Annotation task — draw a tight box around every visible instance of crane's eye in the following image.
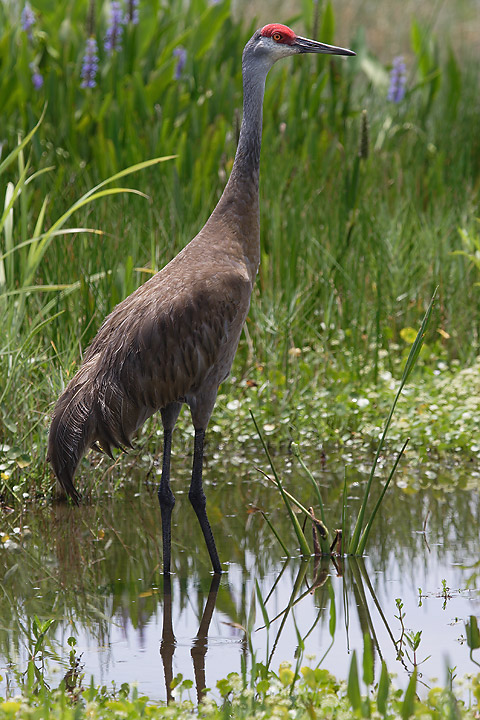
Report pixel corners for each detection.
[272,32,283,42]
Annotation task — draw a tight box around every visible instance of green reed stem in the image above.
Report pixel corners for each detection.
[348,289,437,554]
[251,411,311,558]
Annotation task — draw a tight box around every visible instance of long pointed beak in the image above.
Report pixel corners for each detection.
[294,36,355,56]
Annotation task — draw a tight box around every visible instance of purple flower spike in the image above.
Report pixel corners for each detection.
[21,2,36,40]
[29,62,43,89]
[126,0,139,25]
[173,46,187,80]
[81,36,99,88]
[387,56,407,103]
[104,1,124,54]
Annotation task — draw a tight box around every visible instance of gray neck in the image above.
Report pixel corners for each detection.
[226,57,269,194]
[205,47,271,281]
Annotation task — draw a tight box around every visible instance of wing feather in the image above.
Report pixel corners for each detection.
[48,250,253,500]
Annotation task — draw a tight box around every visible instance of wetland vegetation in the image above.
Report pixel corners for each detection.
[1,0,480,715]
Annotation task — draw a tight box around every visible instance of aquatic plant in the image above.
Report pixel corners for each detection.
[0,114,175,484]
[125,0,139,25]
[255,292,436,558]
[80,36,99,88]
[104,1,124,54]
[173,46,187,80]
[0,0,477,502]
[466,616,480,669]
[20,1,36,40]
[387,55,407,102]
[29,61,43,90]
[0,648,478,719]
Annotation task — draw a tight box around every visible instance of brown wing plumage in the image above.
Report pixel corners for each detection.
[91,268,250,430]
[47,249,252,500]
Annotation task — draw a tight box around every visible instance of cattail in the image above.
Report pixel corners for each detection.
[358,109,369,159]
[387,56,407,103]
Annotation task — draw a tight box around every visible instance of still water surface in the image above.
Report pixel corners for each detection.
[1,450,479,701]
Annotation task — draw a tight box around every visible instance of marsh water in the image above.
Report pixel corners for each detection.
[1,447,479,702]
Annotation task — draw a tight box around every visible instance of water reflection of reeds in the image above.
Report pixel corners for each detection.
[0,450,479,694]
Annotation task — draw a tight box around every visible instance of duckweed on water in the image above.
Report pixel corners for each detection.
[3,351,480,502]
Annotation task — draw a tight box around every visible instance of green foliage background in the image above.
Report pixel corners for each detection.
[1,0,480,497]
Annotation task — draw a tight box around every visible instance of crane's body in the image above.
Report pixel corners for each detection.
[48,24,354,574]
[49,190,258,497]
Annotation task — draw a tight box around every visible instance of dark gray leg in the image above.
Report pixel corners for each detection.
[160,574,175,703]
[158,403,182,575]
[191,573,221,701]
[188,429,222,574]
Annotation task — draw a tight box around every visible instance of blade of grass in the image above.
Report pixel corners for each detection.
[290,442,327,525]
[259,510,290,556]
[251,410,310,558]
[377,660,390,716]
[347,650,361,711]
[0,105,46,177]
[22,187,149,288]
[357,438,409,554]
[401,668,417,720]
[257,465,329,529]
[266,561,309,670]
[258,468,332,555]
[0,311,64,404]
[7,155,175,295]
[255,579,271,631]
[341,467,348,554]
[0,229,104,263]
[348,289,437,554]
[0,161,30,234]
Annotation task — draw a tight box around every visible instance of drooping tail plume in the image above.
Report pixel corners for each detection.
[47,378,97,504]
[48,349,140,503]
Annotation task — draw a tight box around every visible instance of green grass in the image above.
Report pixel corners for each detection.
[1,0,480,501]
[1,649,479,719]
[250,292,437,558]
[2,663,479,719]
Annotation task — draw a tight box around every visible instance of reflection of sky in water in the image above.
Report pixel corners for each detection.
[67,553,479,701]
[0,460,479,703]
[5,546,478,703]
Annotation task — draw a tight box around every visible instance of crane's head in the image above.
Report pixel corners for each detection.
[244,23,355,70]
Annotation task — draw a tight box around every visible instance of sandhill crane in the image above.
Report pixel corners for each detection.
[48,24,355,575]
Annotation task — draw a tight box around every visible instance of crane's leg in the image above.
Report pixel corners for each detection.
[158,402,182,575]
[189,428,222,574]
